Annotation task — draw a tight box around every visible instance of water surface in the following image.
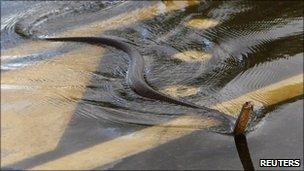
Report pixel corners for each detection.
[1,1,303,170]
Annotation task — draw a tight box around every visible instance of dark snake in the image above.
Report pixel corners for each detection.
[38,36,235,130]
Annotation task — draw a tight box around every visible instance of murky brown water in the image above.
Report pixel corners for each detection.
[1,1,303,170]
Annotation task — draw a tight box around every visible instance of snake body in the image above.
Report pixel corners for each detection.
[42,36,234,123]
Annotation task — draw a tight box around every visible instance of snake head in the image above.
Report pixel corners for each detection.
[233,101,254,135]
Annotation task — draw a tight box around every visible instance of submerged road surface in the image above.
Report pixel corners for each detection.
[1,1,303,170]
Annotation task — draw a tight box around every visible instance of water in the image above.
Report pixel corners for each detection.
[1,1,303,170]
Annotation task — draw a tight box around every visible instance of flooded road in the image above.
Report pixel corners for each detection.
[1,1,303,170]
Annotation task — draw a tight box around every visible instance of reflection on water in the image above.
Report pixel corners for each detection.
[1,0,303,169]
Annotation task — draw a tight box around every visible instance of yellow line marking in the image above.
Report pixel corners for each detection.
[1,41,62,60]
[212,74,304,116]
[186,18,219,30]
[2,1,302,168]
[1,46,106,166]
[57,1,200,38]
[2,2,202,165]
[30,74,303,170]
[172,50,212,61]
[1,1,200,58]
[31,115,219,170]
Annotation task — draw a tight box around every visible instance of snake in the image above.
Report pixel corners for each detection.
[35,36,236,130]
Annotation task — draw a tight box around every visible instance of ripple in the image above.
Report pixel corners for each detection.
[1,1,303,132]
[1,1,124,49]
[214,53,303,103]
